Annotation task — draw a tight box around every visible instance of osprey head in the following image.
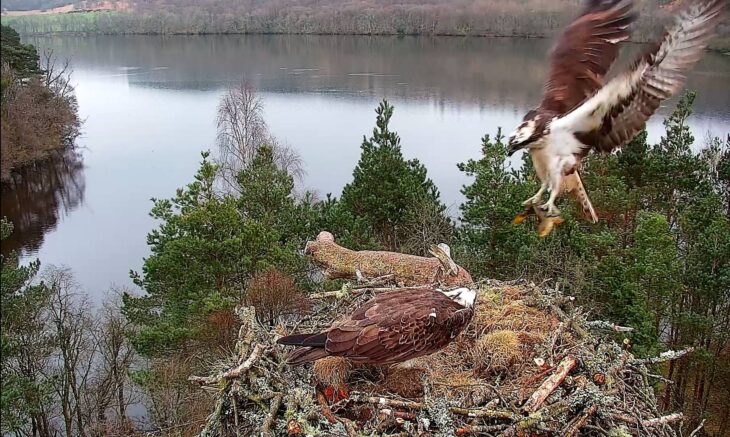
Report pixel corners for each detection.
[508,109,541,156]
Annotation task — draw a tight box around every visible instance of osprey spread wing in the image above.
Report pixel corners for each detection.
[277,287,475,365]
[507,0,725,233]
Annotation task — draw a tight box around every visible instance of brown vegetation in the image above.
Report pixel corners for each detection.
[8,0,730,50]
[244,268,311,327]
[0,51,80,182]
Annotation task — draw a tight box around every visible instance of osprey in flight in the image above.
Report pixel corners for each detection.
[277,287,475,365]
[507,0,725,230]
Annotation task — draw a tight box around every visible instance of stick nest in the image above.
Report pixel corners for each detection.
[192,280,694,437]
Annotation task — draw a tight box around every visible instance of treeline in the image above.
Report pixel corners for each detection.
[1,0,75,12]
[1,223,137,436]
[2,86,729,435]
[6,0,729,49]
[0,25,80,182]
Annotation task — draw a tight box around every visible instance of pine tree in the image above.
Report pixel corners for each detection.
[339,100,449,253]
[123,148,309,356]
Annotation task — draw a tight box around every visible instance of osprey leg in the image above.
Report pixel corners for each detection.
[540,170,562,217]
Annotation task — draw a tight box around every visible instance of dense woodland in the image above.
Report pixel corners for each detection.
[3,0,730,50]
[0,24,79,181]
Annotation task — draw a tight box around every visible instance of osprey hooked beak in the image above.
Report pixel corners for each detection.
[507,135,522,157]
[508,110,539,156]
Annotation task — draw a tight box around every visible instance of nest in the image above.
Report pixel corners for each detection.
[190,280,697,437]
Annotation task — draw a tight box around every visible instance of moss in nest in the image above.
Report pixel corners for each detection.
[313,356,352,387]
[474,330,521,372]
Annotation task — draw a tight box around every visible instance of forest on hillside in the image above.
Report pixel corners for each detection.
[3,0,730,50]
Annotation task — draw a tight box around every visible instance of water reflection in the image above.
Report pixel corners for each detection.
[30,34,730,119]
[1,149,85,256]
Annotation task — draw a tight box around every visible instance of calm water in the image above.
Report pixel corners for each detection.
[2,35,729,301]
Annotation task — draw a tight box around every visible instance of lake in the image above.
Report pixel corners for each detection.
[2,34,729,301]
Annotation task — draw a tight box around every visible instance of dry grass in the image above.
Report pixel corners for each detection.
[313,356,352,387]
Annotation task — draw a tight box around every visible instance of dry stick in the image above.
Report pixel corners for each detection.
[689,419,706,437]
[449,407,520,421]
[223,343,266,378]
[349,393,424,410]
[585,320,635,332]
[611,412,684,428]
[455,424,507,435]
[189,343,266,385]
[260,393,284,437]
[350,393,518,421]
[549,305,589,339]
[562,404,598,437]
[632,347,695,365]
[304,231,474,288]
[523,354,578,412]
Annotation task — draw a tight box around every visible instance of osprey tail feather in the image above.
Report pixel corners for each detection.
[278,331,330,365]
[563,172,598,223]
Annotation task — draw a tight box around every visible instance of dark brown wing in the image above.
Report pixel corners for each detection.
[572,0,725,154]
[325,288,473,365]
[540,0,636,115]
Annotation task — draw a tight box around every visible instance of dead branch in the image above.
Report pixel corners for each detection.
[523,355,578,412]
[585,320,635,332]
[260,392,283,437]
[189,343,266,385]
[612,412,683,428]
[632,347,695,365]
[305,231,473,288]
[449,407,520,421]
[562,404,597,437]
[455,424,506,435]
[349,392,424,410]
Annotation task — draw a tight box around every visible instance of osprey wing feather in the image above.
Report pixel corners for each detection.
[540,0,637,115]
[563,0,726,154]
[278,287,475,365]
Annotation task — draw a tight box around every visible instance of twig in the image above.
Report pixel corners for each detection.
[260,393,283,437]
[562,404,597,437]
[350,392,424,409]
[632,347,695,365]
[523,355,578,412]
[549,305,589,339]
[612,412,684,427]
[223,343,266,378]
[689,419,706,437]
[449,407,519,421]
[585,320,634,332]
[189,343,266,385]
[455,424,506,435]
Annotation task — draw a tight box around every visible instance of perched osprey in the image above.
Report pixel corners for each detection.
[277,287,476,365]
[507,0,725,228]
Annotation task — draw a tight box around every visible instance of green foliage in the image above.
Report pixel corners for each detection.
[456,129,539,278]
[0,218,51,434]
[0,25,39,77]
[123,149,312,356]
[339,100,450,253]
